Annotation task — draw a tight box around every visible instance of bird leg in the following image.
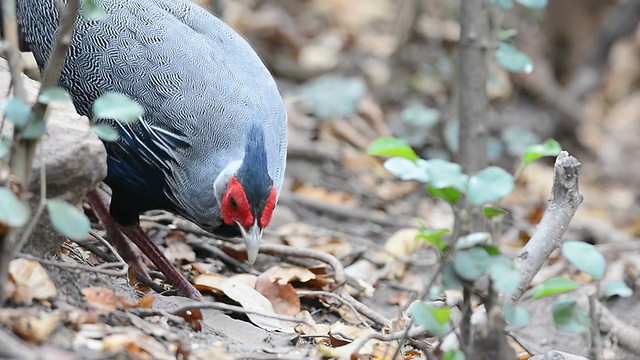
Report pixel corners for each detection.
[120,225,204,301]
[86,190,203,301]
[86,190,150,278]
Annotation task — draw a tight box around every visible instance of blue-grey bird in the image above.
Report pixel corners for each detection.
[10,0,288,300]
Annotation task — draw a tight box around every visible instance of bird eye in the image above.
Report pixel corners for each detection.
[229,197,238,210]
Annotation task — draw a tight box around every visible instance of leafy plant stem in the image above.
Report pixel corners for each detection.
[15,143,47,251]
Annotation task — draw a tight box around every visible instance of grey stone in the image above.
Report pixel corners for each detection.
[0,58,107,257]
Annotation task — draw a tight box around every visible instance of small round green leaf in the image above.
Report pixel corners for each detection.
[92,92,144,123]
[483,206,509,218]
[427,185,462,205]
[552,298,591,334]
[425,159,468,191]
[0,188,30,227]
[516,0,547,9]
[532,276,578,299]
[416,228,449,251]
[503,303,530,328]
[456,232,490,250]
[523,139,562,165]
[604,281,633,299]
[488,256,521,293]
[496,42,534,74]
[91,123,119,142]
[453,247,491,281]
[383,157,430,182]
[2,98,31,127]
[562,241,606,280]
[442,263,463,290]
[368,137,418,161]
[300,75,366,120]
[491,0,514,9]
[402,106,440,128]
[444,121,459,153]
[47,200,90,241]
[38,87,71,104]
[411,301,451,338]
[81,0,107,20]
[467,166,515,205]
[444,350,466,360]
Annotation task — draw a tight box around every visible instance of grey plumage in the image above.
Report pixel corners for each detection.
[14,0,288,234]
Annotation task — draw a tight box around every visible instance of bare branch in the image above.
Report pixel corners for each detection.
[508,151,583,303]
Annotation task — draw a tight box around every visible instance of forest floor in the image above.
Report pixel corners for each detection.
[3,1,640,359]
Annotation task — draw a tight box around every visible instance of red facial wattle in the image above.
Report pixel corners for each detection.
[259,186,277,228]
[221,176,253,228]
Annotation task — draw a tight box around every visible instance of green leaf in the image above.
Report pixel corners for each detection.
[21,115,46,139]
[47,200,90,241]
[368,137,418,161]
[0,188,30,227]
[0,136,11,159]
[91,123,119,142]
[416,228,449,251]
[300,75,366,120]
[498,28,518,40]
[81,0,107,20]
[516,0,547,9]
[443,121,459,153]
[442,263,463,290]
[453,247,491,281]
[496,42,534,74]
[402,106,440,128]
[523,139,562,165]
[482,244,501,256]
[456,232,490,250]
[488,256,521,293]
[503,303,530,328]
[502,126,540,156]
[427,185,462,205]
[428,286,444,301]
[38,87,71,104]
[383,157,430,182]
[562,241,606,280]
[444,350,466,360]
[604,281,633,299]
[483,206,509,218]
[491,0,514,9]
[411,302,451,338]
[425,159,468,191]
[92,92,144,123]
[553,298,591,334]
[467,167,515,205]
[532,276,578,299]
[2,98,31,127]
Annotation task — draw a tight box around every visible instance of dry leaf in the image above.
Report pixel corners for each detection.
[9,258,57,302]
[254,275,301,316]
[263,265,317,285]
[194,273,228,293]
[82,287,119,311]
[12,312,61,343]
[219,278,294,332]
[383,228,422,259]
[228,273,259,288]
[291,184,356,206]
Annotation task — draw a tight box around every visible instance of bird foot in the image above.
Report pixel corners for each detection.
[86,190,203,301]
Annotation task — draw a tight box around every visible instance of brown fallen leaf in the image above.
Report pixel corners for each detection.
[164,231,196,263]
[291,183,356,206]
[10,312,61,344]
[263,265,317,285]
[255,273,301,316]
[82,287,119,311]
[193,273,228,293]
[9,258,57,303]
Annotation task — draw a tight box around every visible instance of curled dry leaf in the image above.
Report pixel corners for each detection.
[255,273,301,316]
[219,278,295,332]
[164,232,196,263]
[102,327,175,360]
[293,310,317,335]
[229,273,259,288]
[11,312,61,344]
[9,258,58,303]
[82,287,141,311]
[194,273,228,293]
[263,265,317,285]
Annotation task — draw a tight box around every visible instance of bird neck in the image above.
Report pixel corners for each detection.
[16,0,63,70]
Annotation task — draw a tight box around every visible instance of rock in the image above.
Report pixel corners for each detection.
[0,58,107,257]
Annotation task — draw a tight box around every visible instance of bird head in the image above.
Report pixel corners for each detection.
[219,174,277,263]
[215,123,278,264]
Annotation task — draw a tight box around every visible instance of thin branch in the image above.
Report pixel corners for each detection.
[297,290,369,327]
[508,152,583,303]
[16,252,127,277]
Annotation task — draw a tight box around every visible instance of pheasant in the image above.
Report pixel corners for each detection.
[11,0,288,300]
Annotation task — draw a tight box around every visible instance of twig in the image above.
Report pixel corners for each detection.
[16,252,127,277]
[350,325,430,356]
[296,290,369,327]
[258,243,391,327]
[151,300,313,326]
[187,238,259,275]
[508,152,583,303]
[15,141,47,250]
[588,290,603,360]
[589,298,640,355]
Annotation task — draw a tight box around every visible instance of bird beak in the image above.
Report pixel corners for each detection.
[238,221,262,264]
